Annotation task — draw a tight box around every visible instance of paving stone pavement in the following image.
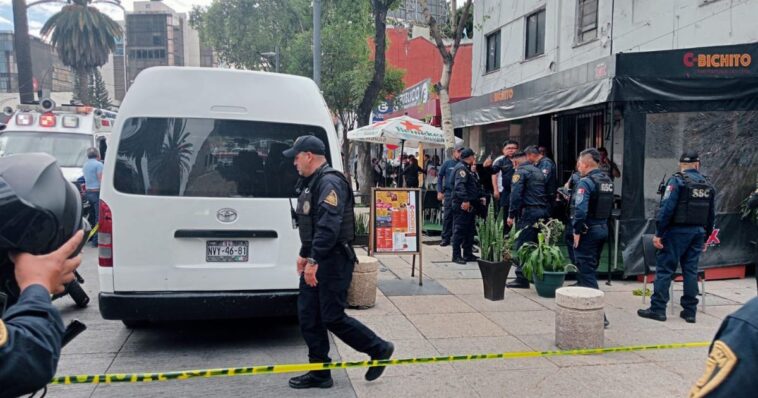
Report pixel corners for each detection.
[50,240,755,397]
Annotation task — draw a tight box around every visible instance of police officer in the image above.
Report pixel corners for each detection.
[525,145,557,208]
[638,151,715,324]
[490,140,519,234]
[506,151,549,288]
[0,153,85,397]
[689,297,758,397]
[451,148,483,264]
[570,149,614,327]
[283,136,394,389]
[560,164,582,265]
[437,143,464,247]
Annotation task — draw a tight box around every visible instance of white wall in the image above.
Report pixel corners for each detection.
[472,0,758,96]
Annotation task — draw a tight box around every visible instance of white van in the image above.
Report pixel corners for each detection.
[97,67,341,327]
[0,101,115,182]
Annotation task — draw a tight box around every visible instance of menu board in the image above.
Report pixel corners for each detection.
[371,188,421,254]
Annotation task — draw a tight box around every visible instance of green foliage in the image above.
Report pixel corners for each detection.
[516,219,577,281]
[740,191,758,224]
[355,212,370,235]
[89,69,112,109]
[476,203,519,262]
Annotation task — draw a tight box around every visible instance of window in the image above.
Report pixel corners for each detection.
[525,9,546,59]
[0,132,91,167]
[113,117,331,197]
[576,0,598,43]
[485,30,501,73]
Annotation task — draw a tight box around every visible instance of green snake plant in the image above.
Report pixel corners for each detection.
[516,219,577,281]
[476,203,519,262]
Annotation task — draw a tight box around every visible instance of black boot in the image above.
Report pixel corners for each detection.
[288,372,334,389]
[506,277,530,289]
[365,341,395,381]
[679,310,696,324]
[637,308,667,322]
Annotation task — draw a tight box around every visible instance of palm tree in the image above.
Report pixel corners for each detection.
[149,119,194,195]
[40,0,122,104]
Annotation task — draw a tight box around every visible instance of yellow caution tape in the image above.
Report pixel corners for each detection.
[86,224,99,242]
[50,341,710,385]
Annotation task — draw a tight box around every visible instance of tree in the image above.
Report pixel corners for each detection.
[89,69,112,109]
[12,0,34,103]
[423,0,473,157]
[40,0,122,105]
[355,0,400,196]
[190,0,310,70]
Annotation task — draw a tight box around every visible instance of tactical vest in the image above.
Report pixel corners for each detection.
[672,172,713,226]
[587,173,614,219]
[295,166,355,246]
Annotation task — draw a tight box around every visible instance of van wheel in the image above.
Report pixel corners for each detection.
[122,320,148,329]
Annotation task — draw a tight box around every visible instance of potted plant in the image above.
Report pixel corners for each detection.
[475,203,518,301]
[516,219,578,298]
[353,212,370,247]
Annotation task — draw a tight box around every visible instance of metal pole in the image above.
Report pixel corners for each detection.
[313,0,321,87]
[275,45,280,73]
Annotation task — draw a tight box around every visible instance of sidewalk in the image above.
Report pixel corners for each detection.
[339,238,755,398]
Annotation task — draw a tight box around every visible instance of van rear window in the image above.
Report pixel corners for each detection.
[113,117,331,197]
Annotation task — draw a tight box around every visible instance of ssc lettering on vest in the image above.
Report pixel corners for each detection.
[600,183,613,192]
[692,188,710,198]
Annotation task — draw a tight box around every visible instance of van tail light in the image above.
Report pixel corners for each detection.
[98,199,113,267]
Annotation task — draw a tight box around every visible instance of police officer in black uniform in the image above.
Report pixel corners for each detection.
[689,296,758,397]
[639,151,715,324]
[570,149,614,327]
[526,145,557,210]
[451,148,483,264]
[560,164,582,264]
[284,136,394,389]
[0,153,85,397]
[490,140,519,234]
[506,151,549,288]
[437,144,464,246]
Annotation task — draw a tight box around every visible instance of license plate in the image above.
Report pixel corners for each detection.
[206,240,249,262]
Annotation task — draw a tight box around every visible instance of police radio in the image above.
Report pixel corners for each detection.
[656,174,667,197]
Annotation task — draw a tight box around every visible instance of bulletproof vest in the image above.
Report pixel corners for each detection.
[587,173,614,219]
[672,172,713,226]
[295,166,355,245]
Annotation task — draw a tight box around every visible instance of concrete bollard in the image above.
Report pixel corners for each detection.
[555,287,605,350]
[347,255,379,309]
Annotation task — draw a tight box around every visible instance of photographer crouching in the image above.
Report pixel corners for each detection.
[0,153,87,398]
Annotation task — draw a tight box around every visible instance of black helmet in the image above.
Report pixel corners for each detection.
[0,153,85,255]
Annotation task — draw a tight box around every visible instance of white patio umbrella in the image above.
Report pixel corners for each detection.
[347,115,461,158]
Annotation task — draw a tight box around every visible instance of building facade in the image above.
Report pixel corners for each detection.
[0,31,74,100]
[453,0,758,276]
[388,0,449,25]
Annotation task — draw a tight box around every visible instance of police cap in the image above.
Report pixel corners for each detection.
[524,145,541,155]
[283,135,326,158]
[679,151,700,163]
[459,148,475,159]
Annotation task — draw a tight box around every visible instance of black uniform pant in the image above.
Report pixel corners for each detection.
[452,207,476,259]
[650,227,704,315]
[574,224,608,290]
[514,207,550,282]
[298,254,384,378]
[498,195,511,236]
[441,194,454,242]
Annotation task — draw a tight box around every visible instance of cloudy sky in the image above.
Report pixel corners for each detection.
[0,0,214,37]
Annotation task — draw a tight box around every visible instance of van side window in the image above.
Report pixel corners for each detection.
[113,117,330,198]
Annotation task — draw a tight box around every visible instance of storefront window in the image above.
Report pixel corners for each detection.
[643,111,758,219]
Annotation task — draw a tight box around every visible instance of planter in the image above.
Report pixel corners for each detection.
[477,259,512,301]
[347,256,379,308]
[353,234,369,247]
[533,271,567,298]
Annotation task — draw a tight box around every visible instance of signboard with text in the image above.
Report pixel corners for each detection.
[370,188,421,255]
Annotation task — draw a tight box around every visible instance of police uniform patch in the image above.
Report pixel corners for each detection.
[512,174,521,184]
[664,185,674,200]
[0,319,7,347]
[303,201,311,215]
[690,340,738,398]
[542,168,549,175]
[459,169,466,178]
[324,190,339,207]
[575,188,585,205]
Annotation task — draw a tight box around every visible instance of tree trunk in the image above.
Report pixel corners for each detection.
[77,68,89,105]
[439,61,455,159]
[12,0,34,103]
[356,0,395,197]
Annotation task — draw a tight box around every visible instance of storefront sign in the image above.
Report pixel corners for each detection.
[490,87,514,103]
[683,52,752,69]
[393,79,432,111]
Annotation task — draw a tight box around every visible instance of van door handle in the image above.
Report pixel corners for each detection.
[174,230,278,239]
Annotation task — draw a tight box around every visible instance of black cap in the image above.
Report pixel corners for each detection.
[460,148,475,159]
[282,135,326,158]
[524,145,540,155]
[680,151,700,163]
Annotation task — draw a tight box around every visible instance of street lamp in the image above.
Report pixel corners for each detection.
[259,45,280,73]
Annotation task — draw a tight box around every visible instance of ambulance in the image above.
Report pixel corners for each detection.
[0,99,116,182]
